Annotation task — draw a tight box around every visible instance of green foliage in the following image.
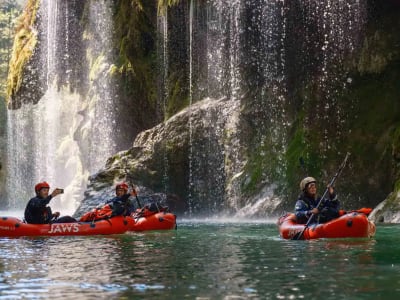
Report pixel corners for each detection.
[0,0,22,102]
[241,134,276,195]
[166,74,189,119]
[5,0,39,104]
[113,0,158,109]
[157,0,181,15]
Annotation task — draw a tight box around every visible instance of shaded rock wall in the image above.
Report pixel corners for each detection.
[7,0,400,219]
[6,0,86,109]
[75,0,400,218]
[74,97,240,216]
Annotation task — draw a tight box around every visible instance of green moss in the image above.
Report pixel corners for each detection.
[112,0,158,113]
[349,64,400,137]
[166,76,189,119]
[157,0,181,15]
[241,135,275,195]
[88,54,106,81]
[285,121,308,193]
[6,0,39,104]
[356,2,400,74]
[344,60,400,172]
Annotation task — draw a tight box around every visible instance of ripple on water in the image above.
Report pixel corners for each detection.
[0,223,399,299]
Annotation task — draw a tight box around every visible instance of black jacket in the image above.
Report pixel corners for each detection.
[24,195,53,224]
[106,194,134,217]
[294,192,340,224]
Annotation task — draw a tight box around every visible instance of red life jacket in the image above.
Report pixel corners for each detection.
[79,204,113,222]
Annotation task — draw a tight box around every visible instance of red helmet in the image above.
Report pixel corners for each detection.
[116,182,129,191]
[35,181,50,193]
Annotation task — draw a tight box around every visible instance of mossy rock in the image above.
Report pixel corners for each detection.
[6,0,40,108]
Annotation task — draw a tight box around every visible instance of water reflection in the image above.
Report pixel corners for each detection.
[0,224,400,299]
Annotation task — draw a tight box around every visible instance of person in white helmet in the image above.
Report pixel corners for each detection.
[294,177,340,224]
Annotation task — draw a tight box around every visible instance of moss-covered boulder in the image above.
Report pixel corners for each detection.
[6,0,41,109]
[74,97,242,216]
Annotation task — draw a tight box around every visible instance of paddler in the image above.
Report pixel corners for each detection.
[294,177,340,224]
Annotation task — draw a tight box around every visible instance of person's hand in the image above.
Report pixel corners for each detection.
[310,208,319,215]
[328,185,335,195]
[53,212,60,219]
[51,189,63,197]
[131,188,137,197]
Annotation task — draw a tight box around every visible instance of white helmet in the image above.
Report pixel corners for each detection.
[300,177,316,191]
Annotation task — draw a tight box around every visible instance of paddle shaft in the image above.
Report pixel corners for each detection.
[122,156,142,208]
[295,152,350,240]
[134,194,142,209]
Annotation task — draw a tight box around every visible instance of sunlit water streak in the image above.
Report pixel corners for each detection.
[5,0,117,214]
[157,8,169,195]
[0,221,399,299]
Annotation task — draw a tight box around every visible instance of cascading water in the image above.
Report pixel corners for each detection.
[159,0,367,216]
[301,0,367,157]
[157,7,170,195]
[184,0,244,214]
[84,0,116,172]
[5,0,117,214]
[188,0,194,215]
[204,0,243,211]
[6,0,83,214]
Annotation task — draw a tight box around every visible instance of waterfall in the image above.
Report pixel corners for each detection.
[188,0,194,215]
[5,0,117,214]
[158,0,367,215]
[302,0,366,156]
[187,0,244,214]
[157,7,170,197]
[84,0,116,173]
[205,0,243,211]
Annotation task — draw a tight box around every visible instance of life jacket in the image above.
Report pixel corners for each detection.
[338,207,372,216]
[131,202,169,218]
[79,204,113,222]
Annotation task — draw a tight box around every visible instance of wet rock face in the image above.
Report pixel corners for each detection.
[369,192,400,224]
[7,0,400,219]
[76,97,242,216]
[7,0,86,110]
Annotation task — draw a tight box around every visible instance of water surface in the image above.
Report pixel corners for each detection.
[0,218,399,299]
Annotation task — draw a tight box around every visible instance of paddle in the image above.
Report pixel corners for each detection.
[122,156,142,209]
[294,152,351,240]
[131,187,142,209]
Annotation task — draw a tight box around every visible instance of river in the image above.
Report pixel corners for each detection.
[0,215,399,299]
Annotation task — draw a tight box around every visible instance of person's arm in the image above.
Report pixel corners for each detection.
[326,186,337,201]
[51,189,63,198]
[295,200,311,219]
[320,190,340,218]
[29,196,52,208]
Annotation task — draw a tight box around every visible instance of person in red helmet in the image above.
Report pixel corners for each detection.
[104,182,137,217]
[24,182,76,224]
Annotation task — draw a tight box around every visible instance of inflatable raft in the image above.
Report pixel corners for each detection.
[79,203,177,231]
[0,215,134,237]
[278,209,376,240]
[130,209,176,231]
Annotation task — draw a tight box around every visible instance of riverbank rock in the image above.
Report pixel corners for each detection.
[75,97,246,216]
[369,192,400,223]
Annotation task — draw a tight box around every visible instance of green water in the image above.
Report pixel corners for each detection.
[0,220,400,299]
